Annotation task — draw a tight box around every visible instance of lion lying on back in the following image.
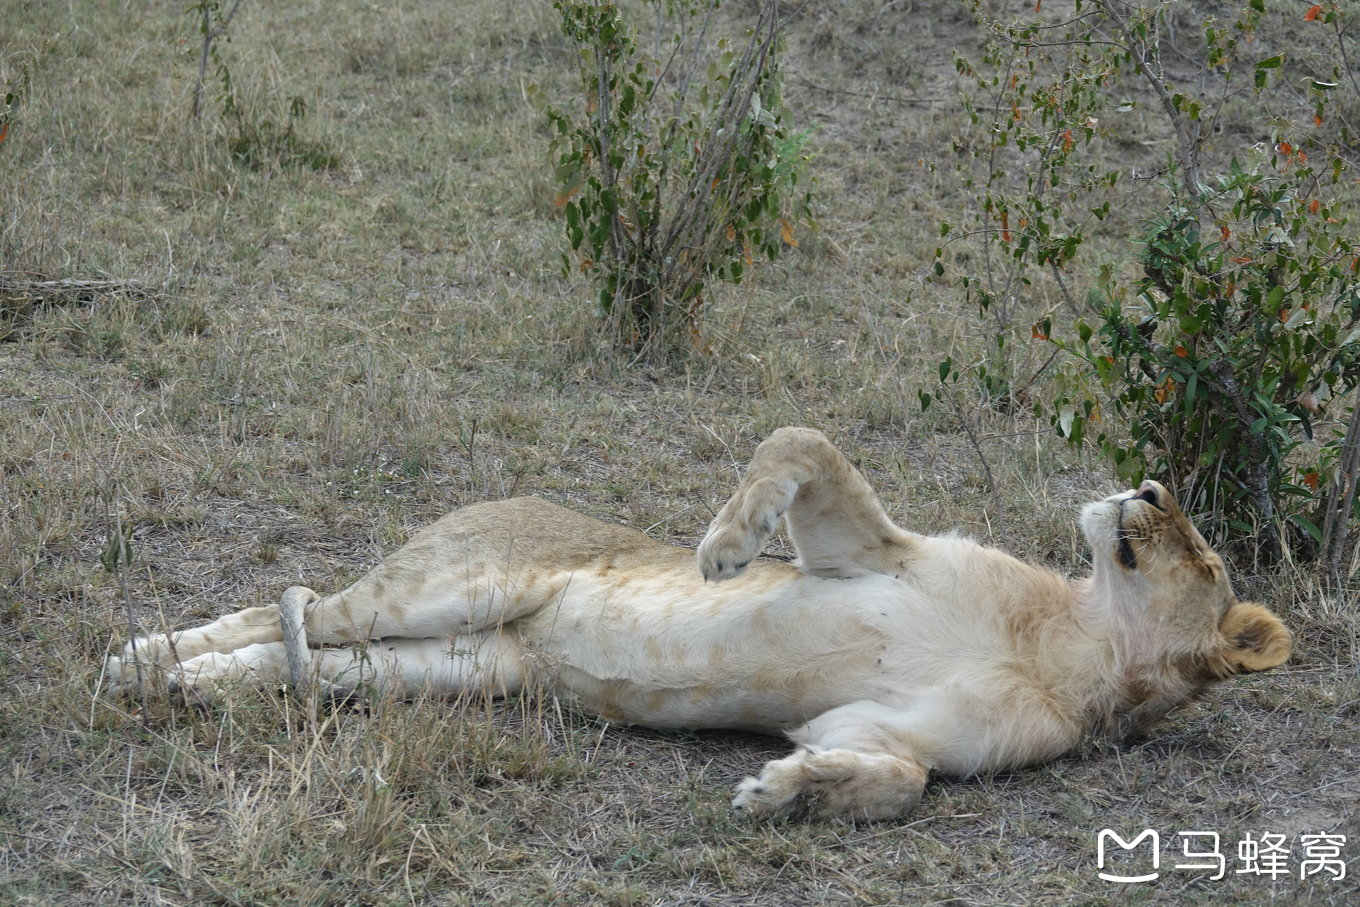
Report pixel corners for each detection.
[108,427,1291,820]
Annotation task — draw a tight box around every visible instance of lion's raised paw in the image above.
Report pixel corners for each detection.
[696,523,761,582]
[697,475,797,581]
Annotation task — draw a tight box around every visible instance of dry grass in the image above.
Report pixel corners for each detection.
[1,0,1357,903]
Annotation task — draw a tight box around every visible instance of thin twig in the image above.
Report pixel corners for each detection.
[0,275,154,302]
[941,384,1007,547]
[1094,0,1201,199]
[1205,359,1281,560]
[104,496,149,729]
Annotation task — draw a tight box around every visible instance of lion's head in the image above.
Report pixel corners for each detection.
[1080,480,1292,734]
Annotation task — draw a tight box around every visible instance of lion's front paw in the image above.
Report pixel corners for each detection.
[732,745,834,818]
[698,478,793,582]
[733,747,928,821]
[732,768,804,818]
[697,521,763,582]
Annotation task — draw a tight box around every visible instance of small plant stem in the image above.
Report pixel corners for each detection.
[1207,359,1280,561]
[108,503,148,726]
[942,384,1006,547]
[1322,392,1360,586]
[1094,0,1201,199]
[191,0,245,119]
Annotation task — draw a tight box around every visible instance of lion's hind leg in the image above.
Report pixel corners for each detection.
[106,588,323,694]
[156,631,526,704]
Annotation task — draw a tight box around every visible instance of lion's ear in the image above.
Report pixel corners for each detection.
[1218,602,1292,674]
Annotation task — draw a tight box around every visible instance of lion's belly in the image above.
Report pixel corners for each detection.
[511,564,989,734]
[540,667,847,733]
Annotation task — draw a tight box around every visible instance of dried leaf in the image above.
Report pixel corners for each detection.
[1154,378,1176,405]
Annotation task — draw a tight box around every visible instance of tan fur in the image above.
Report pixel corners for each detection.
[106,427,1291,820]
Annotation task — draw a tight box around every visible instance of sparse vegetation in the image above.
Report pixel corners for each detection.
[1,0,1356,903]
[188,0,340,172]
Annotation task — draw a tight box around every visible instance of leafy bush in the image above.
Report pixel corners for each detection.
[936,0,1360,567]
[1056,161,1360,561]
[545,0,813,362]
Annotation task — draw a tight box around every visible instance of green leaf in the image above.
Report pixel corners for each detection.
[1058,404,1075,438]
[1292,514,1323,544]
[100,524,133,573]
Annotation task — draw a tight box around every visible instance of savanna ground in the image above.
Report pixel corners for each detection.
[1,0,1358,903]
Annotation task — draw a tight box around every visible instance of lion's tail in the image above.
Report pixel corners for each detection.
[279,586,318,692]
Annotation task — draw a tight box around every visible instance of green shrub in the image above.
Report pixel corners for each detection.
[1056,161,1360,561]
[545,0,813,362]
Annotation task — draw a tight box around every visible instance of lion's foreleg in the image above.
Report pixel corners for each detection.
[731,698,938,820]
[698,474,801,581]
[699,427,913,581]
[732,746,929,821]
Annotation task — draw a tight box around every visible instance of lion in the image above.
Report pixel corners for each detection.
[106,427,1292,820]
